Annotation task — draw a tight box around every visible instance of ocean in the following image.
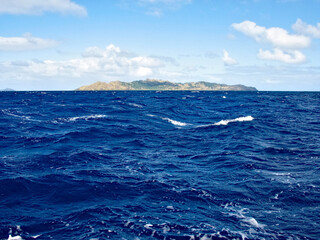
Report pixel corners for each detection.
[0,91,319,240]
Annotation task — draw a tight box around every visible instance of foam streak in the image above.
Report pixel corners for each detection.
[214,116,254,126]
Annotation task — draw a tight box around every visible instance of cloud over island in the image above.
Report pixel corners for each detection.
[0,44,169,80]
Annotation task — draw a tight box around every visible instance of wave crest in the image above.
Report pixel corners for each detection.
[214,116,254,126]
[162,117,188,127]
[55,114,107,123]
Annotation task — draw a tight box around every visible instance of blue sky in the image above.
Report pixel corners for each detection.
[0,0,319,90]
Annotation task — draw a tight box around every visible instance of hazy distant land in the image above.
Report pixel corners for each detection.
[0,88,15,91]
[77,79,257,91]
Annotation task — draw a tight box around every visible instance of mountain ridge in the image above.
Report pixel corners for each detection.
[76,79,257,91]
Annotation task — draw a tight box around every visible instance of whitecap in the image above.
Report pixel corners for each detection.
[224,204,265,229]
[2,110,32,121]
[8,235,23,240]
[243,217,264,229]
[196,116,254,128]
[238,231,248,240]
[144,223,153,229]
[272,191,283,200]
[147,114,189,127]
[69,114,106,121]
[214,116,254,126]
[199,235,211,240]
[56,114,107,123]
[127,103,143,108]
[166,205,174,210]
[124,220,131,227]
[162,225,170,233]
[162,117,188,126]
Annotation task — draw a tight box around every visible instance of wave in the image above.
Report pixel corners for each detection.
[197,116,254,128]
[68,114,107,121]
[2,91,318,240]
[223,203,265,229]
[146,114,188,127]
[149,115,253,127]
[127,102,143,108]
[8,235,23,240]
[161,117,188,127]
[214,116,254,126]
[1,109,40,122]
[2,110,29,120]
[55,114,107,123]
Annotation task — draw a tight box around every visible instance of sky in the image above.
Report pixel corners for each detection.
[0,0,320,91]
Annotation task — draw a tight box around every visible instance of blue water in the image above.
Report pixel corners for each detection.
[1,91,320,240]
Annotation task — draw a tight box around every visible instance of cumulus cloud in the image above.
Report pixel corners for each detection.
[258,48,306,64]
[0,0,87,16]
[232,20,310,49]
[4,44,165,78]
[232,20,313,64]
[292,18,320,38]
[0,33,59,51]
[82,47,105,58]
[222,50,238,66]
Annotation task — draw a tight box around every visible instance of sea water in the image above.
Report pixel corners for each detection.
[0,91,319,239]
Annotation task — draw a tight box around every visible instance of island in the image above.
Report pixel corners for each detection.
[76,79,257,91]
[0,88,15,91]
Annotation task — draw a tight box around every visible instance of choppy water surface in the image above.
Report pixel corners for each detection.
[0,91,319,240]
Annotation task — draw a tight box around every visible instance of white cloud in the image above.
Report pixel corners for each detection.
[232,20,310,49]
[265,79,280,84]
[0,0,87,16]
[131,56,162,67]
[222,50,238,66]
[5,44,164,78]
[82,47,105,58]
[0,33,59,51]
[232,20,313,64]
[292,18,320,38]
[137,0,191,16]
[257,48,306,64]
[134,67,153,77]
[232,21,265,41]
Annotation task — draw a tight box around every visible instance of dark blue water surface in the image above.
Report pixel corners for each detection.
[0,91,320,240]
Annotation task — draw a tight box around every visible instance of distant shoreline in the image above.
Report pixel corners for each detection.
[2,90,320,92]
[76,79,258,91]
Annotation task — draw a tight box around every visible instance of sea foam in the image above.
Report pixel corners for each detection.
[69,114,107,121]
[196,116,254,128]
[214,116,254,126]
[127,102,143,108]
[162,117,188,126]
[8,235,23,240]
[54,114,107,123]
[147,114,188,127]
